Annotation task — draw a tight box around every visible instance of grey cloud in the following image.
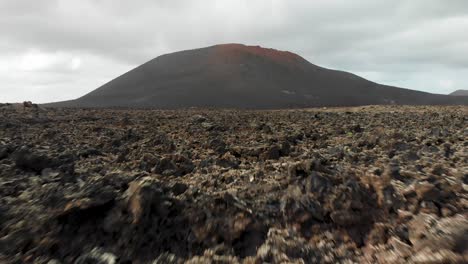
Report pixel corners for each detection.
[1,0,467,102]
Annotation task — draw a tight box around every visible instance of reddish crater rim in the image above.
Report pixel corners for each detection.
[212,43,306,66]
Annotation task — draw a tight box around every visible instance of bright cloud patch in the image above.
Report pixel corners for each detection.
[70,57,82,71]
[14,50,82,72]
[18,50,56,71]
[439,79,454,89]
[0,51,132,103]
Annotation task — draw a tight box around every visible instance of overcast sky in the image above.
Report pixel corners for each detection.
[1,0,467,103]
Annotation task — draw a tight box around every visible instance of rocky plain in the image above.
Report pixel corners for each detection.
[0,105,467,263]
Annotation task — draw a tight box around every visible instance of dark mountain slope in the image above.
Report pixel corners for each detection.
[450,90,468,96]
[46,44,468,108]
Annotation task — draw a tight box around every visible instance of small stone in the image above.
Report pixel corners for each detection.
[280,191,324,223]
[216,152,239,168]
[366,223,389,245]
[462,174,468,185]
[0,144,12,160]
[260,145,281,160]
[419,201,439,215]
[191,114,207,123]
[397,209,413,221]
[152,252,182,264]
[431,164,447,176]
[41,168,60,178]
[152,157,176,175]
[351,124,363,133]
[279,141,291,156]
[201,122,215,130]
[404,151,420,161]
[307,172,331,194]
[171,154,195,176]
[392,141,410,151]
[287,160,313,178]
[141,153,159,167]
[78,148,101,158]
[388,236,412,258]
[74,247,117,264]
[386,163,403,181]
[377,185,404,213]
[414,181,439,201]
[208,138,227,154]
[330,210,361,226]
[171,182,188,196]
[441,205,456,217]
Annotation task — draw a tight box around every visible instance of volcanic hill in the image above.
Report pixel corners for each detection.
[47,44,468,108]
[450,89,468,96]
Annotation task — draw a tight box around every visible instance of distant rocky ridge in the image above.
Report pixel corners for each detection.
[46,44,468,108]
[450,89,468,96]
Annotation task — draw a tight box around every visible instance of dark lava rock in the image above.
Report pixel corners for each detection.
[153,155,195,176]
[306,172,332,194]
[12,146,56,173]
[385,163,404,181]
[414,181,440,202]
[57,188,116,226]
[0,144,13,160]
[171,154,195,176]
[279,141,291,156]
[78,148,102,158]
[216,152,240,168]
[280,190,325,223]
[365,223,390,245]
[431,164,448,176]
[120,178,194,259]
[126,179,167,224]
[191,115,207,123]
[330,210,363,226]
[260,145,281,160]
[287,160,313,178]
[378,185,404,213]
[403,151,419,161]
[327,178,377,228]
[392,141,410,152]
[171,182,188,196]
[351,124,363,133]
[207,138,227,154]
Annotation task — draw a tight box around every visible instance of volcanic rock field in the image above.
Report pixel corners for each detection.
[0,105,467,263]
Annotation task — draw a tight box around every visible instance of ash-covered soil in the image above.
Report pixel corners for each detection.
[0,106,467,263]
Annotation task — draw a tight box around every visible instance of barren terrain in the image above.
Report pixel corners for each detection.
[0,105,467,263]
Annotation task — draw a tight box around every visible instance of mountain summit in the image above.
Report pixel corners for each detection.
[47,44,467,108]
